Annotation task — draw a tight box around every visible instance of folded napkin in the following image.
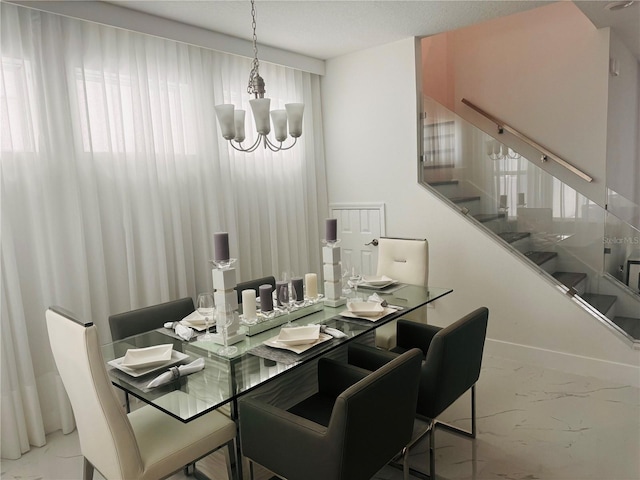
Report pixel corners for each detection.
[146,358,204,388]
[163,321,195,341]
[321,326,347,338]
[367,293,388,306]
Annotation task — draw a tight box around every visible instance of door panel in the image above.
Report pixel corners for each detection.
[330,204,385,276]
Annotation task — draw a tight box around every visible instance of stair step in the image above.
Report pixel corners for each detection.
[581,293,617,317]
[524,251,558,266]
[474,213,506,223]
[450,196,480,204]
[423,163,455,170]
[428,180,459,186]
[498,232,531,244]
[612,317,640,340]
[553,271,587,294]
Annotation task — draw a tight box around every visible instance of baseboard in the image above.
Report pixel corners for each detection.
[485,338,640,388]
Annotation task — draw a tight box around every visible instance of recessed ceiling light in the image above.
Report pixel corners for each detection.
[605,1,636,11]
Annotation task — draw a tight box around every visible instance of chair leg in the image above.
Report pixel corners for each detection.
[401,445,410,480]
[83,457,94,480]
[429,423,436,479]
[224,439,238,480]
[434,384,477,439]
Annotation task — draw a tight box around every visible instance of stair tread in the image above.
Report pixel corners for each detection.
[581,293,617,315]
[474,213,506,223]
[552,271,587,288]
[498,232,531,244]
[612,317,640,340]
[424,163,455,169]
[428,180,459,186]
[450,196,481,203]
[524,251,558,266]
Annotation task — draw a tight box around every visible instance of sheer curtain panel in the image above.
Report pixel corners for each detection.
[0,3,327,458]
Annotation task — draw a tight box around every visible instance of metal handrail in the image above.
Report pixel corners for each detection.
[461,98,593,183]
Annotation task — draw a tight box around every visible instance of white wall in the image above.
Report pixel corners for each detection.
[449,2,610,206]
[321,37,640,386]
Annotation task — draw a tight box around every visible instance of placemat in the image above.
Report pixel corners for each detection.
[108,360,192,393]
[248,338,339,365]
[156,326,215,342]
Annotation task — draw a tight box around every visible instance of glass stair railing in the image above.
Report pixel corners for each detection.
[421,96,640,346]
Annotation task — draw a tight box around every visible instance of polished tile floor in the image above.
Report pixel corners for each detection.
[2,355,639,480]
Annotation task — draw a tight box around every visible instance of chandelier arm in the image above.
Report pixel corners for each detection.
[229,135,262,153]
[264,136,299,151]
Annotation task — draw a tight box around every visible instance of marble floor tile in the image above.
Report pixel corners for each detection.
[2,355,639,480]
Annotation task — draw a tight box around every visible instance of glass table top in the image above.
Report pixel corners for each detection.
[101,285,452,422]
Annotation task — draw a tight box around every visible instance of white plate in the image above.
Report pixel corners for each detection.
[108,350,189,377]
[341,306,397,322]
[264,332,332,354]
[121,344,173,369]
[360,276,398,289]
[277,325,321,345]
[347,301,384,316]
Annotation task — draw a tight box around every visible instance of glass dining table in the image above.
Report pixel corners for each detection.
[101,285,453,424]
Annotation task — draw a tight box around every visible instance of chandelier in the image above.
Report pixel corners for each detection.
[214,0,304,152]
[486,139,521,160]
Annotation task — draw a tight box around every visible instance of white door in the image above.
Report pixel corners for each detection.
[330,203,386,276]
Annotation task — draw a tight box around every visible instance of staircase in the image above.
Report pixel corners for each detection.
[421,100,640,346]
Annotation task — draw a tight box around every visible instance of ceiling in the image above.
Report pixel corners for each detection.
[104,1,639,60]
[104,0,562,60]
[574,1,640,58]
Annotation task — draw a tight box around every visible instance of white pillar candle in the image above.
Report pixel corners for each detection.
[305,273,318,299]
[241,289,257,319]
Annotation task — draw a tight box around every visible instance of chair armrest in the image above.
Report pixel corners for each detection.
[347,343,398,371]
[396,319,441,356]
[317,357,371,398]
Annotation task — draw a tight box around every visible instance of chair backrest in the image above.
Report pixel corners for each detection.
[376,237,429,286]
[46,307,143,479]
[326,348,423,480]
[236,276,276,304]
[418,307,489,419]
[109,297,194,340]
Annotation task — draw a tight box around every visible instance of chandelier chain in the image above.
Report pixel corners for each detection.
[247,0,260,95]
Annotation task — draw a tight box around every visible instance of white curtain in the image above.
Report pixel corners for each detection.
[0,3,327,459]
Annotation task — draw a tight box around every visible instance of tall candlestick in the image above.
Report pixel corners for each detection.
[305,273,318,299]
[259,284,273,312]
[214,232,230,262]
[325,218,337,242]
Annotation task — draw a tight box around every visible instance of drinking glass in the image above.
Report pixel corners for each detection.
[196,292,215,341]
[278,283,293,327]
[216,304,238,357]
[341,265,352,297]
[349,267,363,301]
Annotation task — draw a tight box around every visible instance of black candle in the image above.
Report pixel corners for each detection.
[291,277,304,302]
[275,281,288,306]
[326,218,337,242]
[259,284,273,312]
[214,232,230,262]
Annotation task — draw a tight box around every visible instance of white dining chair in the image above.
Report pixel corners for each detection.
[375,237,429,349]
[46,306,237,480]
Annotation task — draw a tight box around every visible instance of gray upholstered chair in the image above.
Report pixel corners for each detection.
[374,237,429,349]
[108,297,195,412]
[46,306,237,480]
[239,348,424,480]
[348,307,489,479]
[235,275,276,304]
[108,297,195,341]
